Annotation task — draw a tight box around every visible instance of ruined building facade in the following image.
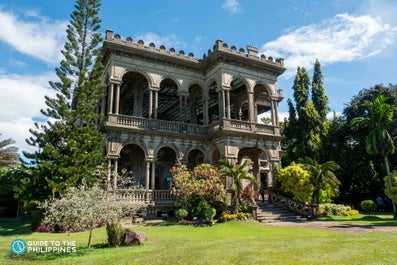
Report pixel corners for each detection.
[98,30,285,213]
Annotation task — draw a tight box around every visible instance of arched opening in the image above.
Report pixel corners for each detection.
[208,81,219,123]
[118,144,146,188]
[230,78,248,121]
[156,146,177,189]
[188,84,204,125]
[254,84,272,124]
[158,78,179,121]
[212,148,220,164]
[119,72,149,118]
[187,149,204,169]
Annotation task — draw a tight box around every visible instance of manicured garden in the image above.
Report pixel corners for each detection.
[1,218,397,265]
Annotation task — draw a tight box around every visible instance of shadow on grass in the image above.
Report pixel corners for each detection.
[0,219,32,236]
[317,214,397,226]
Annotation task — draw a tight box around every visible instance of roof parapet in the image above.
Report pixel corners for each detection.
[105,29,284,67]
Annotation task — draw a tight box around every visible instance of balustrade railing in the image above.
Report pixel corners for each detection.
[105,114,279,137]
[268,190,316,218]
[113,189,177,204]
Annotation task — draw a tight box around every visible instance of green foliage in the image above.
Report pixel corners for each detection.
[277,162,313,203]
[283,61,330,164]
[175,208,188,221]
[238,200,254,214]
[39,184,146,248]
[361,200,378,215]
[106,220,125,247]
[342,209,359,216]
[318,203,352,216]
[24,0,106,198]
[384,171,397,203]
[300,157,340,204]
[218,159,258,213]
[202,207,216,222]
[170,163,227,220]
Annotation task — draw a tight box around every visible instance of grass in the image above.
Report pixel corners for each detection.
[1,218,397,265]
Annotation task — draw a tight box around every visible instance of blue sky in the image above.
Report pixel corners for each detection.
[1,0,397,154]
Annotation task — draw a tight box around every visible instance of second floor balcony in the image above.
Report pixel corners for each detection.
[103,114,281,138]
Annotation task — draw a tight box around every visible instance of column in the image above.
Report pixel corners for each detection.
[184,94,188,122]
[179,94,183,122]
[248,91,255,122]
[225,89,231,119]
[114,82,120,115]
[113,159,118,190]
[145,160,150,201]
[219,90,225,119]
[108,83,114,114]
[107,159,112,191]
[148,88,153,119]
[154,89,159,119]
[151,160,156,191]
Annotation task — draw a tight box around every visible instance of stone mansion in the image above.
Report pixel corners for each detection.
[98,29,285,213]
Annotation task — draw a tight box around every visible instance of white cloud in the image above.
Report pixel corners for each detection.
[0,72,57,155]
[222,0,242,15]
[134,32,186,50]
[261,13,396,78]
[0,8,67,63]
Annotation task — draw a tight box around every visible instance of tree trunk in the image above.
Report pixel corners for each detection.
[88,228,93,248]
[384,156,397,219]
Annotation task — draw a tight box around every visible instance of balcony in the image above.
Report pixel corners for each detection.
[104,114,280,138]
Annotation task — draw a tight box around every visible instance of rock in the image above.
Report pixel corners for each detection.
[123,229,148,246]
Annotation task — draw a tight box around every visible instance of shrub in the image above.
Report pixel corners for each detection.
[203,207,216,222]
[361,200,377,215]
[342,209,359,216]
[220,211,251,222]
[318,203,351,216]
[106,220,125,247]
[238,200,253,214]
[176,208,188,221]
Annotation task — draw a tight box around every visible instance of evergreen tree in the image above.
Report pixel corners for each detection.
[311,59,329,121]
[24,0,106,198]
[293,66,310,114]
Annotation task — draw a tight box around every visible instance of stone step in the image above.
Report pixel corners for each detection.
[255,201,307,223]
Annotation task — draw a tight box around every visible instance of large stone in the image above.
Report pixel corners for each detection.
[123,229,148,246]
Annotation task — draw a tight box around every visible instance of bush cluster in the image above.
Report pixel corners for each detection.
[360,200,377,215]
[318,203,354,216]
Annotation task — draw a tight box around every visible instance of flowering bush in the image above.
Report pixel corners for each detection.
[220,211,252,222]
[170,163,227,221]
[318,203,352,216]
[342,209,359,216]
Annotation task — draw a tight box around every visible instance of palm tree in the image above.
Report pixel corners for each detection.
[218,159,258,213]
[351,95,397,218]
[0,134,19,168]
[300,157,340,205]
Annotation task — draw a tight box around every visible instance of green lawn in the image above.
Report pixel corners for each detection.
[1,219,397,265]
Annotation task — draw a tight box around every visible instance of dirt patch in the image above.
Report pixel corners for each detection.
[265,220,397,233]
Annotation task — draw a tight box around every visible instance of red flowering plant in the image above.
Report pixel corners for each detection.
[170,163,227,221]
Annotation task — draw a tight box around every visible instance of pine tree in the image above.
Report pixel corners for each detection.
[24,0,106,198]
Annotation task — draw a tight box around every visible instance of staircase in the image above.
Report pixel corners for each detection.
[256,201,307,223]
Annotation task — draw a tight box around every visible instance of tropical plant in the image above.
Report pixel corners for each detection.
[218,159,258,213]
[300,157,340,205]
[0,134,18,168]
[351,95,397,218]
[24,0,106,198]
